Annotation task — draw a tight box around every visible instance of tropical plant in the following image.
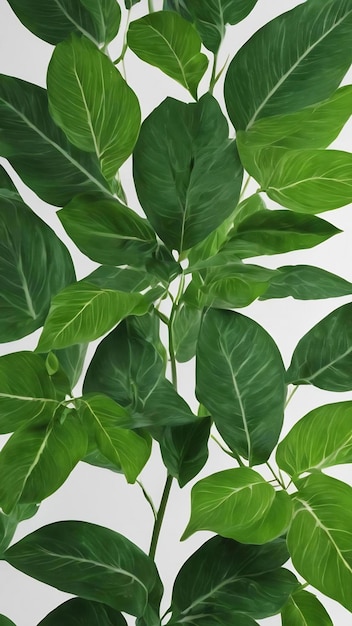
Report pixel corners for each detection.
[0,0,352,625]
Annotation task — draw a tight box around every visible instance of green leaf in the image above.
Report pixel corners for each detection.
[277,401,352,477]
[224,211,340,258]
[145,245,181,285]
[0,410,87,513]
[0,617,16,626]
[281,589,333,626]
[171,535,297,622]
[260,265,352,301]
[0,76,110,205]
[196,309,285,464]
[173,303,202,362]
[133,94,243,252]
[287,473,352,612]
[160,417,211,487]
[127,11,208,98]
[37,281,149,352]
[0,352,61,434]
[0,504,38,554]
[6,0,121,45]
[0,165,19,196]
[47,35,141,182]
[38,598,127,626]
[286,302,352,391]
[125,0,142,7]
[258,149,352,213]
[4,521,162,618]
[58,192,157,267]
[84,266,152,292]
[198,262,274,309]
[231,194,268,230]
[224,0,352,130]
[79,394,151,482]
[52,343,88,389]
[0,193,75,342]
[142,378,197,429]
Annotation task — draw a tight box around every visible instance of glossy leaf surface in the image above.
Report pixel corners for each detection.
[133,94,243,252]
[281,589,333,626]
[261,265,352,301]
[48,35,141,182]
[196,309,285,464]
[38,598,127,625]
[173,303,202,363]
[199,263,273,309]
[160,418,211,487]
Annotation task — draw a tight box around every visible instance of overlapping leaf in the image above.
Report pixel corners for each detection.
[173,303,202,362]
[281,589,333,626]
[198,262,274,309]
[160,417,211,487]
[37,598,127,626]
[261,265,352,301]
[0,504,38,554]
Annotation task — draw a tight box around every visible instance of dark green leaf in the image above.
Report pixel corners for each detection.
[162,0,192,22]
[224,0,352,130]
[125,0,142,7]
[173,303,202,362]
[0,617,16,626]
[0,165,19,196]
[133,94,243,252]
[277,401,352,477]
[142,378,196,429]
[196,309,285,464]
[198,263,275,309]
[281,589,333,626]
[6,0,120,45]
[286,302,352,391]
[84,266,152,292]
[48,35,141,182]
[0,504,38,554]
[0,76,110,205]
[52,343,88,389]
[146,245,181,284]
[127,11,208,98]
[260,265,352,300]
[171,535,297,622]
[5,521,162,617]
[58,192,156,266]
[0,193,75,342]
[231,194,268,230]
[37,281,149,352]
[160,417,211,487]
[288,473,352,612]
[38,598,127,626]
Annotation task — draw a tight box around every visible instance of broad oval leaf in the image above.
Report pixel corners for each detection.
[37,281,149,352]
[288,473,352,612]
[6,0,121,45]
[281,589,333,626]
[196,309,286,464]
[58,192,157,267]
[4,521,162,618]
[48,35,141,182]
[277,401,352,477]
[133,94,243,252]
[127,11,208,98]
[37,598,127,626]
[224,0,352,130]
[261,265,352,301]
[233,490,293,545]
[286,302,352,391]
[0,75,110,205]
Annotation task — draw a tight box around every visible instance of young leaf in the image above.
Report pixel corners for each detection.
[288,473,352,612]
[0,194,75,342]
[58,192,157,267]
[277,401,352,477]
[0,410,88,513]
[127,11,208,98]
[260,265,352,301]
[173,303,203,362]
[286,302,352,391]
[37,598,127,626]
[196,309,286,464]
[4,521,162,618]
[224,0,352,130]
[171,535,297,622]
[160,418,211,487]
[47,35,141,182]
[281,589,333,626]
[133,94,243,252]
[0,76,110,205]
[6,0,121,45]
[37,282,149,352]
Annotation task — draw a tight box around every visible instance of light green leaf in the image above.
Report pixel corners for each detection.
[127,11,208,98]
[277,401,352,477]
[37,281,149,352]
[199,263,274,309]
[6,0,121,45]
[282,590,333,626]
[288,473,352,612]
[286,302,352,391]
[196,309,285,464]
[58,192,157,267]
[0,504,38,554]
[4,521,162,617]
[173,303,203,362]
[0,410,87,513]
[0,75,110,205]
[160,417,211,487]
[261,265,352,301]
[37,598,127,626]
[48,35,141,182]
[231,194,268,230]
[133,94,243,252]
[224,0,352,130]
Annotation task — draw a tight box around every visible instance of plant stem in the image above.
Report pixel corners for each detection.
[209,53,218,94]
[266,461,286,489]
[211,434,245,466]
[168,273,185,390]
[137,480,157,520]
[148,0,155,12]
[112,9,131,65]
[149,474,173,560]
[285,385,298,408]
[239,174,252,201]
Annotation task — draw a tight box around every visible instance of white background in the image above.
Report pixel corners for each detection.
[0,0,351,624]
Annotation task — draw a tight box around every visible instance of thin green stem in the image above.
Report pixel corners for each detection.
[112,9,131,65]
[266,461,286,489]
[155,309,169,325]
[148,0,155,12]
[149,474,173,560]
[211,435,245,467]
[285,385,298,408]
[137,480,157,520]
[239,174,252,201]
[168,273,185,390]
[209,52,218,94]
